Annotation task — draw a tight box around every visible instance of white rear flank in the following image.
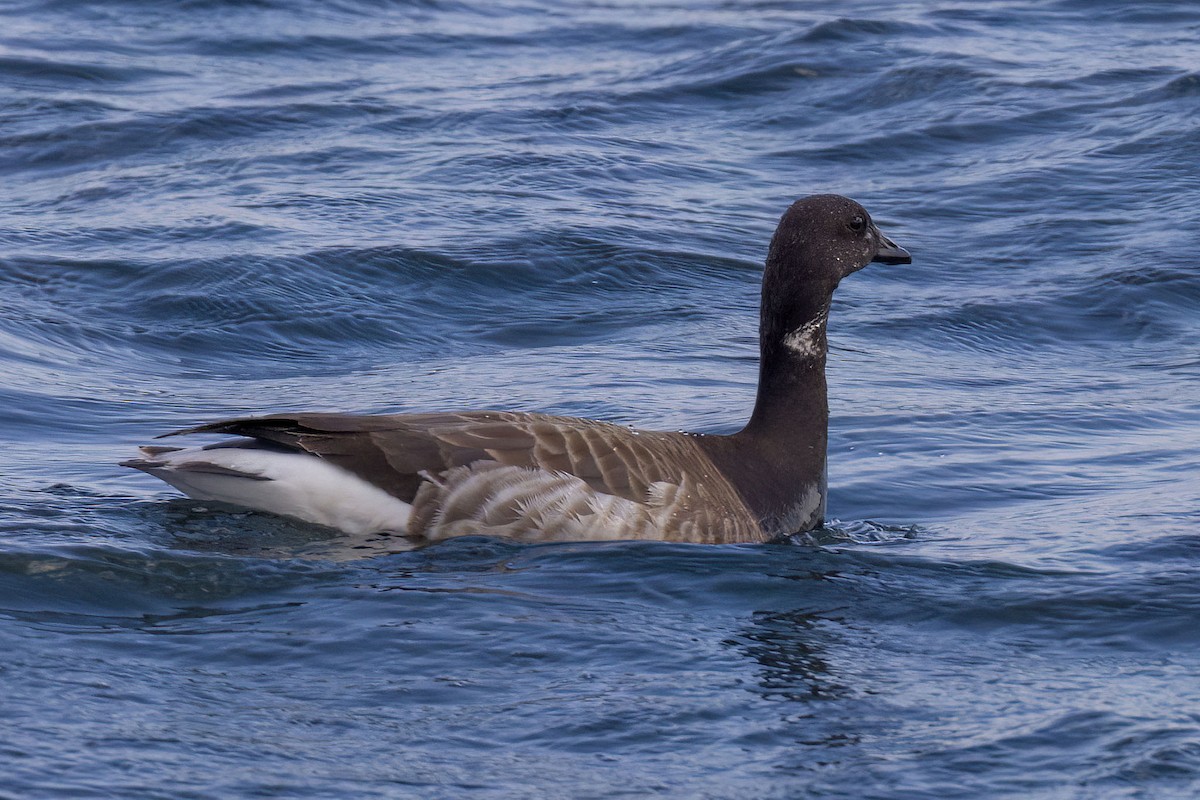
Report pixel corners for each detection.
[128,445,412,535]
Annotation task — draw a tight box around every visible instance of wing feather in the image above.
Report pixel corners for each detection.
[161,410,763,542]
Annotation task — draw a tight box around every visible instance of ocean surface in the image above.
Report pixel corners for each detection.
[2,0,1199,797]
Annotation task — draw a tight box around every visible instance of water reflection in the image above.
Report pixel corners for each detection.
[727,609,845,703]
[158,499,420,560]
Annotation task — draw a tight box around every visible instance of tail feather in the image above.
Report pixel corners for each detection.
[122,441,412,534]
[138,445,185,457]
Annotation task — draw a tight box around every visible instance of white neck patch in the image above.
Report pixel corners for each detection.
[782,310,828,357]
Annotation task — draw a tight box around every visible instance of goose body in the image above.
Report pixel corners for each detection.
[124,195,910,544]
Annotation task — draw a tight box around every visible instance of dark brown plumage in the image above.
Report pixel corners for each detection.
[124,195,910,543]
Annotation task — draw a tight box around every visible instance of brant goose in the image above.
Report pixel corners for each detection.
[124,195,910,543]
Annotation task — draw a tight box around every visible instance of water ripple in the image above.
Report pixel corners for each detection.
[2,0,1200,796]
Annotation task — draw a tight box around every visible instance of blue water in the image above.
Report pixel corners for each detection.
[2,0,1199,796]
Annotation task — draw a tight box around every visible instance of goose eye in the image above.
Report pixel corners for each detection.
[848,215,867,233]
